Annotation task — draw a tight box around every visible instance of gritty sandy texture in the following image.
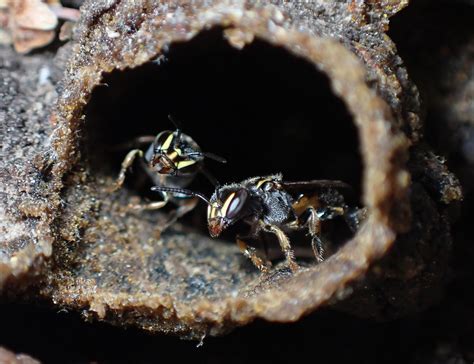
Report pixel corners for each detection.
[0,0,463,339]
[0,46,59,289]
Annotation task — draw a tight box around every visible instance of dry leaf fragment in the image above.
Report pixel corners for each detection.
[2,0,79,53]
[11,0,58,30]
[12,25,55,53]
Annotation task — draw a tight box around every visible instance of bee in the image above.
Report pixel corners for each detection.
[110,115,226,229]
[152,174,366,272]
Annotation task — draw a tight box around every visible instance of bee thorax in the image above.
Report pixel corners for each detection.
[261,190,295,224]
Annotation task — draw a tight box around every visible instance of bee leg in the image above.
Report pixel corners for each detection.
[316,205,346,221]
[127,200,168,211]
[309,205,348,262]
[236,238,271,273]
[158,197,199,232]
[109,149,144,192]
[312,235,325,263]
[125,190,169,212]
[306,208,325,263]
[262,223,299,272]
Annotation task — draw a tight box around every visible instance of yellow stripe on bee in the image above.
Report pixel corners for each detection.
[221,192,236,216]
[161,133,174,150]
[256,178,271,189]
[292,194,320,216]
[176,160,196,169]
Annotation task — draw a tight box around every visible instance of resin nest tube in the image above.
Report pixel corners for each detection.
[0,1,462,338]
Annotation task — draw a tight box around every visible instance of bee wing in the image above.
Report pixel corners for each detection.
[281,179,357,205]
[280,179,352,191]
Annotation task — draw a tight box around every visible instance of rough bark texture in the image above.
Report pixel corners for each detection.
[0,0,463,340]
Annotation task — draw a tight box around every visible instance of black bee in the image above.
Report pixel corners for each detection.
[111,115,226,229]
[152,174,366,272]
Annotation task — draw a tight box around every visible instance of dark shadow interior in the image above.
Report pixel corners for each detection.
[83,27,363,250]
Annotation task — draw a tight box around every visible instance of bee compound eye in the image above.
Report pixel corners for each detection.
[226,189,248,219]
[262,181,274,191]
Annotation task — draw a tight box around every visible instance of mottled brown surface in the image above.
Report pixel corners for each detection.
[0,46,59,290]
[0,0,463,340]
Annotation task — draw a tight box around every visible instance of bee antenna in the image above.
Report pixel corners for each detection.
[151,186,210,205]
[188,152,227,164]
[168,114,182,139]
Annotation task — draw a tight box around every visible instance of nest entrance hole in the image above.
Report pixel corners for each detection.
[84,27,363,249]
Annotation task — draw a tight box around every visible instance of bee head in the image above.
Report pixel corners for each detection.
[150,129,200,176]
[148,115,226,178]
[207,188,249,237]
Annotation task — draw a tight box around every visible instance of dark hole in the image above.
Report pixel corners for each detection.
[83,27,363,253]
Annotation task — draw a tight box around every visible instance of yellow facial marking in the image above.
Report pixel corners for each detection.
[208,203,221,219]
[167,150,178,162]
[221,192,236,216]
[207,204,213,219]
[176,160,196,169]
[161,133,174,150]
